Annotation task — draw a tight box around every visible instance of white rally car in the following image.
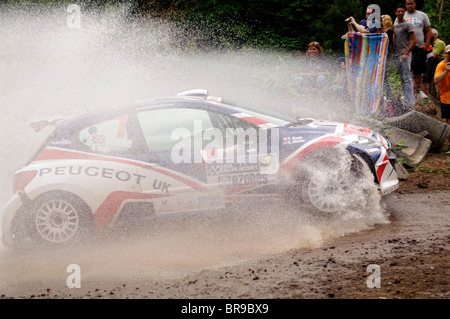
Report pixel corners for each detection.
[2,90,398,248]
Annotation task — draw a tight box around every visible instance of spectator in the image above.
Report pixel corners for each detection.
[295,42,328,90]
[381,15,394,52]
[381,14,395,115]
[433,45,450,146]
[346,5,378,33]
[424,28,446,99]
[346,16,368,33]
[393,3,417,112]
[404,0,432,99]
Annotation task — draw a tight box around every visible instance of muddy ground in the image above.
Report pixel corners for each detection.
[0,152,448,302]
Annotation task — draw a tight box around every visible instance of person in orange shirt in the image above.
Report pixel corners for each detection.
[434,44,450,146]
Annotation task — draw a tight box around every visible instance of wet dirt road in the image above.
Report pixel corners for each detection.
[0,191,448,299]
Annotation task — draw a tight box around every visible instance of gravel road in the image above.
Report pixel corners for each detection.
[0,191,448,301]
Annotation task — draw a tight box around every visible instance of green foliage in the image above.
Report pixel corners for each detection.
[2,0,447,51]
[415,165,450,174]
[177,0,364,52]
[391,139,409,152]
[423,0,450,45]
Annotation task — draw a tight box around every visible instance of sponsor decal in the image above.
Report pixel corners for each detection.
[38,166,146,185]
[217,173,268,188]
[33,148,207,191]
[382,183,399,194]
[206,162,259,176]
[283,136,305,145]
[37,165,171,193]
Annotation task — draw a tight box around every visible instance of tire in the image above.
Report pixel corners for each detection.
[29,192,94,247]
[293,148,372,217]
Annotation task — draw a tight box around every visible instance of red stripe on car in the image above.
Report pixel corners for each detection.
[282,136,346,173]
[94,191,169,228]
[241,117,268,126]
[376,155,389,182]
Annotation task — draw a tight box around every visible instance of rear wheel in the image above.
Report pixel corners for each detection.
[30,192,94,246]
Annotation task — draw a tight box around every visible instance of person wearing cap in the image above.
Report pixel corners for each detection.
[425,29,446,99]
[434,45,450,145]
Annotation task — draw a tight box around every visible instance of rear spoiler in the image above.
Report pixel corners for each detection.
[29,116,65,132]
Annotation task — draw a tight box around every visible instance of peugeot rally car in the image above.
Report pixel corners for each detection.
[2,90,399,248]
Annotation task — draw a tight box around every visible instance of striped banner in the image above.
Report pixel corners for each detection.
[344,32,389,114]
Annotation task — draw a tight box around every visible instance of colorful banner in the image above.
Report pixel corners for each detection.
[344,32,389,114]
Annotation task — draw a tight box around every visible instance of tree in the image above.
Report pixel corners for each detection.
[176,0,364,51]
[423,0,449,44]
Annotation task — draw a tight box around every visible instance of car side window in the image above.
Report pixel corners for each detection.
[136,108,214,152]
[209,111,255,134]
[78,115,133,154]
[209,111,258,148]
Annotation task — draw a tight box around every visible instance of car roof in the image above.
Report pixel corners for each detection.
[53,89,293,134]
[55,96,239,131]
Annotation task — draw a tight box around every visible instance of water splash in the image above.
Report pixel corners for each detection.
[0,4,387,283]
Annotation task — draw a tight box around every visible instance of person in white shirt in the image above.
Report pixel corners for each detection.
[404,0,432,99]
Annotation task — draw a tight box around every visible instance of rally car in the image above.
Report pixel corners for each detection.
[1,89,399,248]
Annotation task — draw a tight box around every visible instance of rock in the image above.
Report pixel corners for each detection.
[417,182,429,189]
[395,163,410,180]
[385,110,450,149]
[385,126,432,167]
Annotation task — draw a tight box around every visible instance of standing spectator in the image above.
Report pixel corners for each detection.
[381,14,395,115]
[434,45,450,146]
[381,15,394,51]
[404,0,432,99]
[393,3,417,112]
[346,5,379,33]
[424,29,446,99]
[359,5,378,33]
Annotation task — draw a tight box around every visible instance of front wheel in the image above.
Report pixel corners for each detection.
[304,164,356,213]
[293,149,374,217]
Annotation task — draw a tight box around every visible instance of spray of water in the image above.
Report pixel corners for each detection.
[0,4,389,285]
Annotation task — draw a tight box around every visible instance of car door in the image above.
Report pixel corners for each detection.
[74,113,153,227]
[133,106,280,215]
[204,110,280,192]
[134,106,222,215]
